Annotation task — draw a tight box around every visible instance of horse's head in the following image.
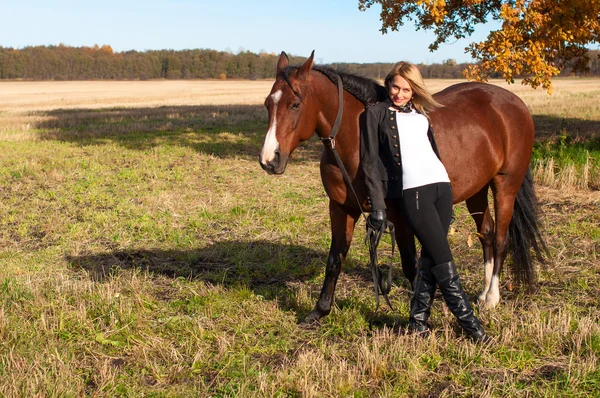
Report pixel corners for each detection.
[259,51,319,174]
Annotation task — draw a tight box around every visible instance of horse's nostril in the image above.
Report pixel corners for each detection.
[259,156,276,173]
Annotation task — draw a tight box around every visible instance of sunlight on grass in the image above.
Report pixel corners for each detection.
[0,79,598,396]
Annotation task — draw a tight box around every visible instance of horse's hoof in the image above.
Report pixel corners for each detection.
[480,294,500,310]
[477,292,488,304]
[300,310,324,326]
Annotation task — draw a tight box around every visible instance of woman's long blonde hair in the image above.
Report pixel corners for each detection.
[384,62,443,115]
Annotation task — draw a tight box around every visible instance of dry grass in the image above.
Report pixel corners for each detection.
[0,78,599,396]
[1,78,597,110]
[3,77,598,189]
[0,80,274,112]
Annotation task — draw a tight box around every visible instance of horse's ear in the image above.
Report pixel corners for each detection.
[297,50,315,81]
[276,52,289,76]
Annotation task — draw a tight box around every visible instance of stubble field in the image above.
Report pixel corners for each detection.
[0,78,599,397]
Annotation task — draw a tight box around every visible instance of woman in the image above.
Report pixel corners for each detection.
[361,62,489,342]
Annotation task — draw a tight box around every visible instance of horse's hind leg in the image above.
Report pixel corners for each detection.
[304,201,359,324]
[465,185,495,304]
[484,175,522,308]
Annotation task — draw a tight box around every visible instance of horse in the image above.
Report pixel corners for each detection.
[259,51,546,323]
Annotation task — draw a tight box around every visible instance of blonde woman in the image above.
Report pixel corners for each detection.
[361,62,489,342]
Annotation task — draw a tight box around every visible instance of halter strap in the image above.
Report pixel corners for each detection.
[323,74,344,141]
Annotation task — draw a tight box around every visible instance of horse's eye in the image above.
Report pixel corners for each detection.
[291,102,301,110]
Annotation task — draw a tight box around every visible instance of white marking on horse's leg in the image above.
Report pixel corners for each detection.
[484,274,500,309]
[260,90,282,164]
[478,259,494,303]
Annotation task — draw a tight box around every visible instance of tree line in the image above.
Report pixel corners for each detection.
[1,45,598,81]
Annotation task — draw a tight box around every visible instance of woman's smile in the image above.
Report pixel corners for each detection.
[388,75,413,106]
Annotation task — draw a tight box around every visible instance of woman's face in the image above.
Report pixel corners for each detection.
[388,75,413,107]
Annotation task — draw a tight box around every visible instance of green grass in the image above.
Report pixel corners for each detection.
[532,132,600,189]
[528,86,600,189]
[0,104,599,396]
[534,132,600,164]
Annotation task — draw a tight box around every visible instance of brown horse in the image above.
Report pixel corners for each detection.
[259,51,546,323]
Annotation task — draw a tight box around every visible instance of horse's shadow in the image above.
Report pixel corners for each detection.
[67,240,329,320]
[66,240,410,328]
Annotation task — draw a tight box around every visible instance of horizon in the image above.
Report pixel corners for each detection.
[0,43,485,66]
[2,0,502,65]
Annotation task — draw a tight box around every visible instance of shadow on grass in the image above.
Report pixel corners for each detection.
[67,240,326,285]
[34,104,323,160]
[33,106,599,162]
[66,240,327,318]
[533,114,600,141]
[65,240,413,325]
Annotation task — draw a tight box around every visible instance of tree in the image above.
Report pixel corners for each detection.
[358,0,600,92]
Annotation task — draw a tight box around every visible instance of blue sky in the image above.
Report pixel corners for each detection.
[2,0,502,64]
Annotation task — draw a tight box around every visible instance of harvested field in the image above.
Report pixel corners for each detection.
[0,78,598,396]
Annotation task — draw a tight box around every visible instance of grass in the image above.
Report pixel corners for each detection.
[0,78,599,396]
[524,78,600,189]
[532,135,600,189]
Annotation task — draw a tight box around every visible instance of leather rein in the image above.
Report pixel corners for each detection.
[317,74,396,311]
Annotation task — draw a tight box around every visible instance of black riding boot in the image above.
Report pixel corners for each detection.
[408,257,436,335]
[431,261,489,343]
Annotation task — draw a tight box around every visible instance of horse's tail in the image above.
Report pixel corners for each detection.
[508,168,549,289]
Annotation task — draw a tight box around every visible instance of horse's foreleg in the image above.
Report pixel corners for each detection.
[303,201,359,324]
[465,187,496,305]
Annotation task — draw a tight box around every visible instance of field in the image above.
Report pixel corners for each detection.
[0,78,599,397]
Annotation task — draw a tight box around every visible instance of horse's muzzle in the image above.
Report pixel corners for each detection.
[259,152,288,175]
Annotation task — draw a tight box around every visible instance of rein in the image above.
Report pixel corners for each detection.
[318,74,395,311]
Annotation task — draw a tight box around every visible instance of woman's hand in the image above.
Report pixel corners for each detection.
[368,209,387,230]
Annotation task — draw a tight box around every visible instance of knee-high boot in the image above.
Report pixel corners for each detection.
[408,257,436,334]
[431,261,489,342]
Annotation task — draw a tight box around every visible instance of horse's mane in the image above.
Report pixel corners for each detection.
[281,65,388,107]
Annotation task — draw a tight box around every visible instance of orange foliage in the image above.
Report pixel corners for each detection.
[358,0,600,92]
[100,45,114,55]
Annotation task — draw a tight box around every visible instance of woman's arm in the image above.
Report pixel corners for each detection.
[360,106,386,210]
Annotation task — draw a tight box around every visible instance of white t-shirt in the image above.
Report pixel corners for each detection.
[396,110,450,190]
